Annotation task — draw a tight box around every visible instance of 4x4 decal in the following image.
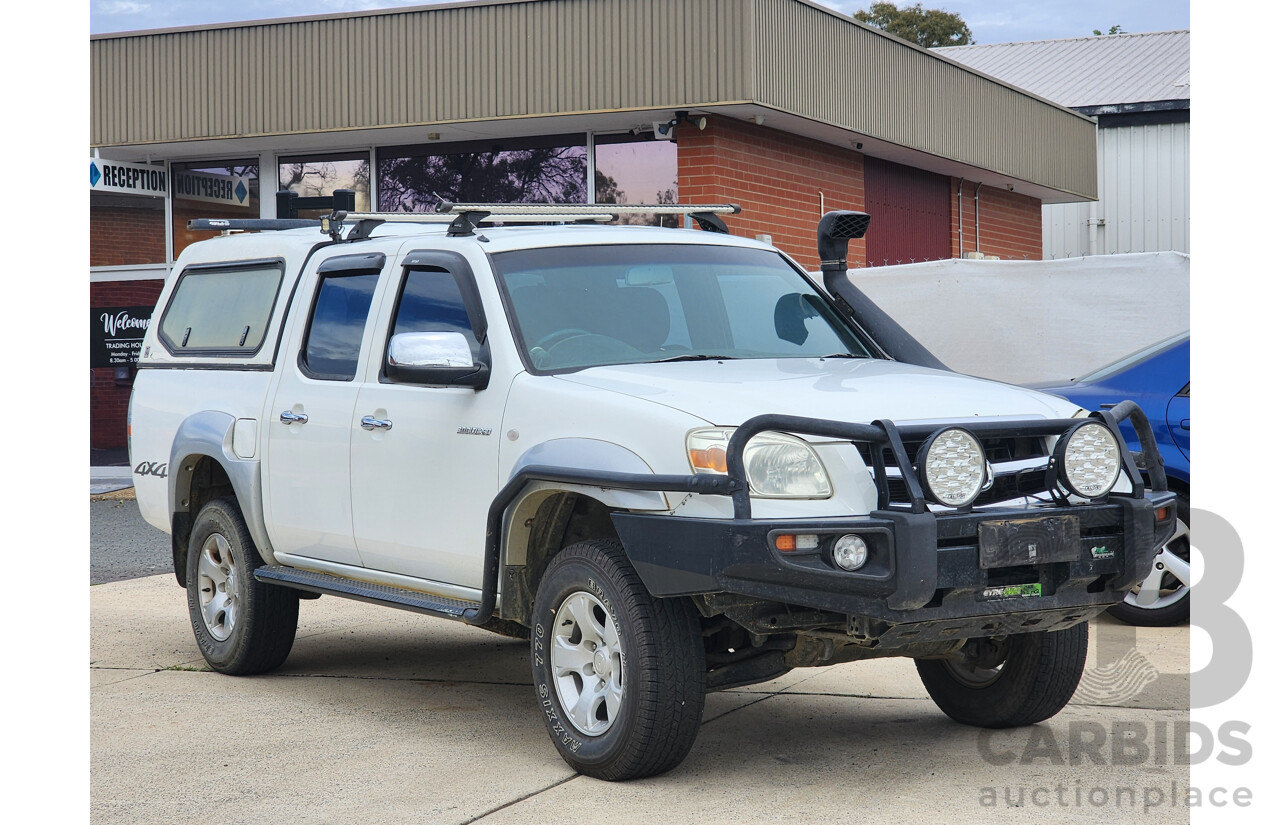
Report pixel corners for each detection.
[134,461,168,478]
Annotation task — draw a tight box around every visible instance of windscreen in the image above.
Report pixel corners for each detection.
[1076,331,1189,383]
[493,244,870,371]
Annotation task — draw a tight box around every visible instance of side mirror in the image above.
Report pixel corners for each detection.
[386,331,490,389]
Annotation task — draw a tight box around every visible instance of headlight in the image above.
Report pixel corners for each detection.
[1055,421,1121,499]
[916,428,986,508]
[687,428,832,499]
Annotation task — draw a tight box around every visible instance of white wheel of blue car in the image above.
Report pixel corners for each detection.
[1108,492,1191,626]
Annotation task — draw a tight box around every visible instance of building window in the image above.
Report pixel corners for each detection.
[171,159,260,259]
[593,134,678,226]
[278,151,372,217]
[378,136,588,211]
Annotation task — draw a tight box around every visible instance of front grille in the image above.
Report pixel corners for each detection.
[855,434,1050,508]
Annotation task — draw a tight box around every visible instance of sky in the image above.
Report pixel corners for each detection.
[90,0,1189,44]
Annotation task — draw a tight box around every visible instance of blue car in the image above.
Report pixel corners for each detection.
[1032,332,1190,626]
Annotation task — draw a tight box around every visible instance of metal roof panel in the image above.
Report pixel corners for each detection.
[935,30,1190,109]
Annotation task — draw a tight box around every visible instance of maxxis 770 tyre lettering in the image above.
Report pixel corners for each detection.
[531,538,706,780]
[186,497,300,675]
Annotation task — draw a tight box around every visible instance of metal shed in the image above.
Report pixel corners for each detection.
[938,30,1190,257]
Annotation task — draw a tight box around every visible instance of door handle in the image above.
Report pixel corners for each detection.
[361,415,393,431]
[279,410,309,425]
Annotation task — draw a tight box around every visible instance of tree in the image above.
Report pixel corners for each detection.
[853,2,973,48]
[1092,25,1126,36]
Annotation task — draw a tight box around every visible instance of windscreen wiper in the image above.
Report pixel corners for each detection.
[653,354,739,363]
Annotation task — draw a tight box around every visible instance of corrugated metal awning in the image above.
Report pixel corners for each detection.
[91,0,1098,201]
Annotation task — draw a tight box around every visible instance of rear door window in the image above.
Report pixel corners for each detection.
[301,272,381,380]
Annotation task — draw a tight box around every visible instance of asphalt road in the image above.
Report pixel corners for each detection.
[90,498,171,584]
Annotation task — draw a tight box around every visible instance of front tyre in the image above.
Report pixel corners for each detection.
[186,498,299,675]
[531,539,706,780]
[915,623,1087,727]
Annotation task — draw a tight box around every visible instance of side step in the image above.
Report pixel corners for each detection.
[254,565,478,621]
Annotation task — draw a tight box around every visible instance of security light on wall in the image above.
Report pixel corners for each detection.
[654,111,707,140]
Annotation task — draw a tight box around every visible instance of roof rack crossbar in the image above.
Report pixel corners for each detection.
[336,211,616,225]
[187,202,738,238]
[435,201,740,216]
[188,212,619,237]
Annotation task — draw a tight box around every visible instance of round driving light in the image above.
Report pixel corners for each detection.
[832,535,869,571]
[916,428,987,508]
[1057,421,1121,499]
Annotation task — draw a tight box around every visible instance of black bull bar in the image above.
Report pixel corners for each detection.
[465,400,1169,625]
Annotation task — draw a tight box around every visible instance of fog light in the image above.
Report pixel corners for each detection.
[832,535,868,571]
[1056,421,1121,499]
[917,427,986,508]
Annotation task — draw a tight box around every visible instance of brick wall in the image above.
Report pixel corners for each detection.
[90,192,166,266]
[675,118,1044,267]
[677,117,865,271]
[951,180,1042,261]
[91,280,165,450]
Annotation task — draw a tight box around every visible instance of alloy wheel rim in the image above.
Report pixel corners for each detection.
[1125,518,1191,611]
[197,532,239,642]
[550,591,624,736]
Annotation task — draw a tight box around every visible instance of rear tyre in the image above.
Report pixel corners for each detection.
[531,539,706,780]
[186,498,299,675]
[915,623,1087,727]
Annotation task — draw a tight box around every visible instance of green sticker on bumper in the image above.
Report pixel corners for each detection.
[979,583,1043,600]
[1090,545,1115,560]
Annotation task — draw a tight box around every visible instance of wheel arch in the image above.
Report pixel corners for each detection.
[497,438,673,626]
[168,411,271,586]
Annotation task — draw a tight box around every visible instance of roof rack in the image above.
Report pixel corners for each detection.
[435,201,741,235]
[188,190,742,240]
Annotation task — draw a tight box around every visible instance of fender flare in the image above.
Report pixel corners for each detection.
[505,438,672,518]
[168,411,273,565]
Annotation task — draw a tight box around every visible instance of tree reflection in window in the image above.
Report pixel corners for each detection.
[379,139,588,211]
[594,134,678,227]
[278,152,371,216]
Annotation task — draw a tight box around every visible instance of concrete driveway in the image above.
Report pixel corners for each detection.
[91,575,1189,824]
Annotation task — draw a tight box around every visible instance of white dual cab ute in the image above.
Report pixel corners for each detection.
[130,197,1178,780]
